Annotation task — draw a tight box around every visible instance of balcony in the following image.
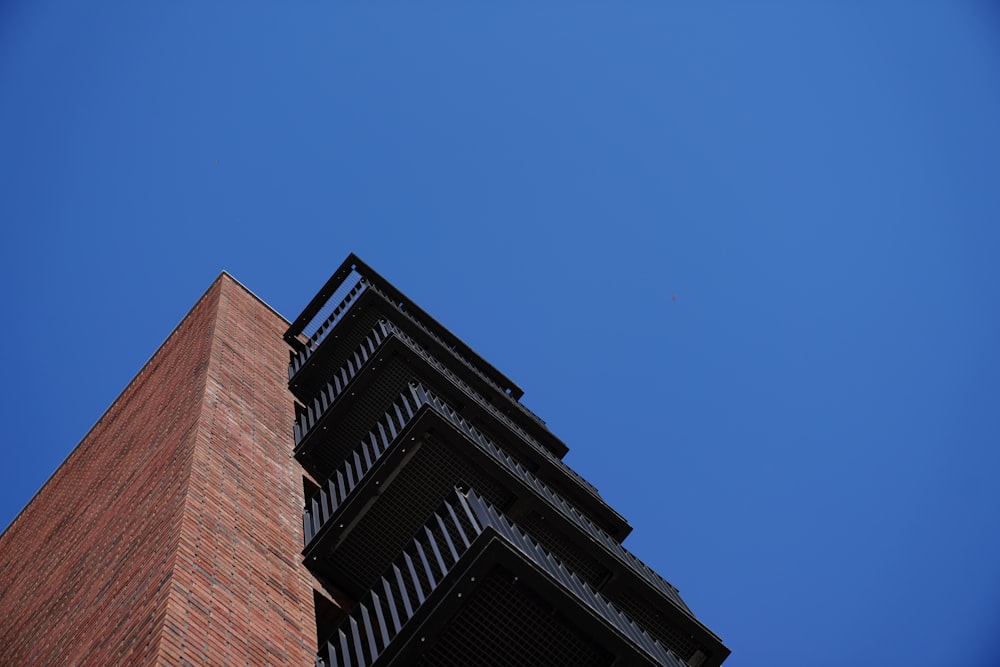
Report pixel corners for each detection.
[301,381,602,582]
[292,320,619,535]
[284,256,558,453]
[301,384,727,666]
[316,488,688,667]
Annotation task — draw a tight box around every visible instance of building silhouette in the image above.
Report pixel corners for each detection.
[0,254,728,666]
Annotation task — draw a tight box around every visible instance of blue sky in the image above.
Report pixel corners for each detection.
[2,2,999,665]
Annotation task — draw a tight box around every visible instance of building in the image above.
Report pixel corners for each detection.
[0,254,729,666]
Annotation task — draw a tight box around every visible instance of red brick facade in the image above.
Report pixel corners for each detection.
[0,274,316,666]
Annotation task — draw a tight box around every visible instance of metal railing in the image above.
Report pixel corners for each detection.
[387,324,597,495]
[287,278,548,432]
[302,382,688,616]
[370,281,548,427]
[412,384,688,611]
[288,278,369,379]
[316,489,685,667]
[293,320,394,447]
[292,320,599,500]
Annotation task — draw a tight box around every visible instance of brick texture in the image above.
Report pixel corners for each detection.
[0,274,316,666]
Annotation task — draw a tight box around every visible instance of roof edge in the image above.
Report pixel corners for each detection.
[217,270,290,325]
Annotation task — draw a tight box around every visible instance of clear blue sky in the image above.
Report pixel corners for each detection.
[2,2,999,665]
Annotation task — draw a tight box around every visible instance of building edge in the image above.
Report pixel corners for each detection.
[0,271,285,542]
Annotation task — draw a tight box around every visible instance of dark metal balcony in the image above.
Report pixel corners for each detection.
[301,384,727,666]
[284,255,559,454]
[287,256,520,391]
[316,489,688,667]
[292,319,622,537]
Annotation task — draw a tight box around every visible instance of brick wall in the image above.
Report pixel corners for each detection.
[0,274,316,666]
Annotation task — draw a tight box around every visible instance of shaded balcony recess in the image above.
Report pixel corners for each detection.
[286,267,554,442]
[316,488,688,667]
[285,253,525,401]
[293,319,603,507]
[292,272,369,360]
[301,383,719,649]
